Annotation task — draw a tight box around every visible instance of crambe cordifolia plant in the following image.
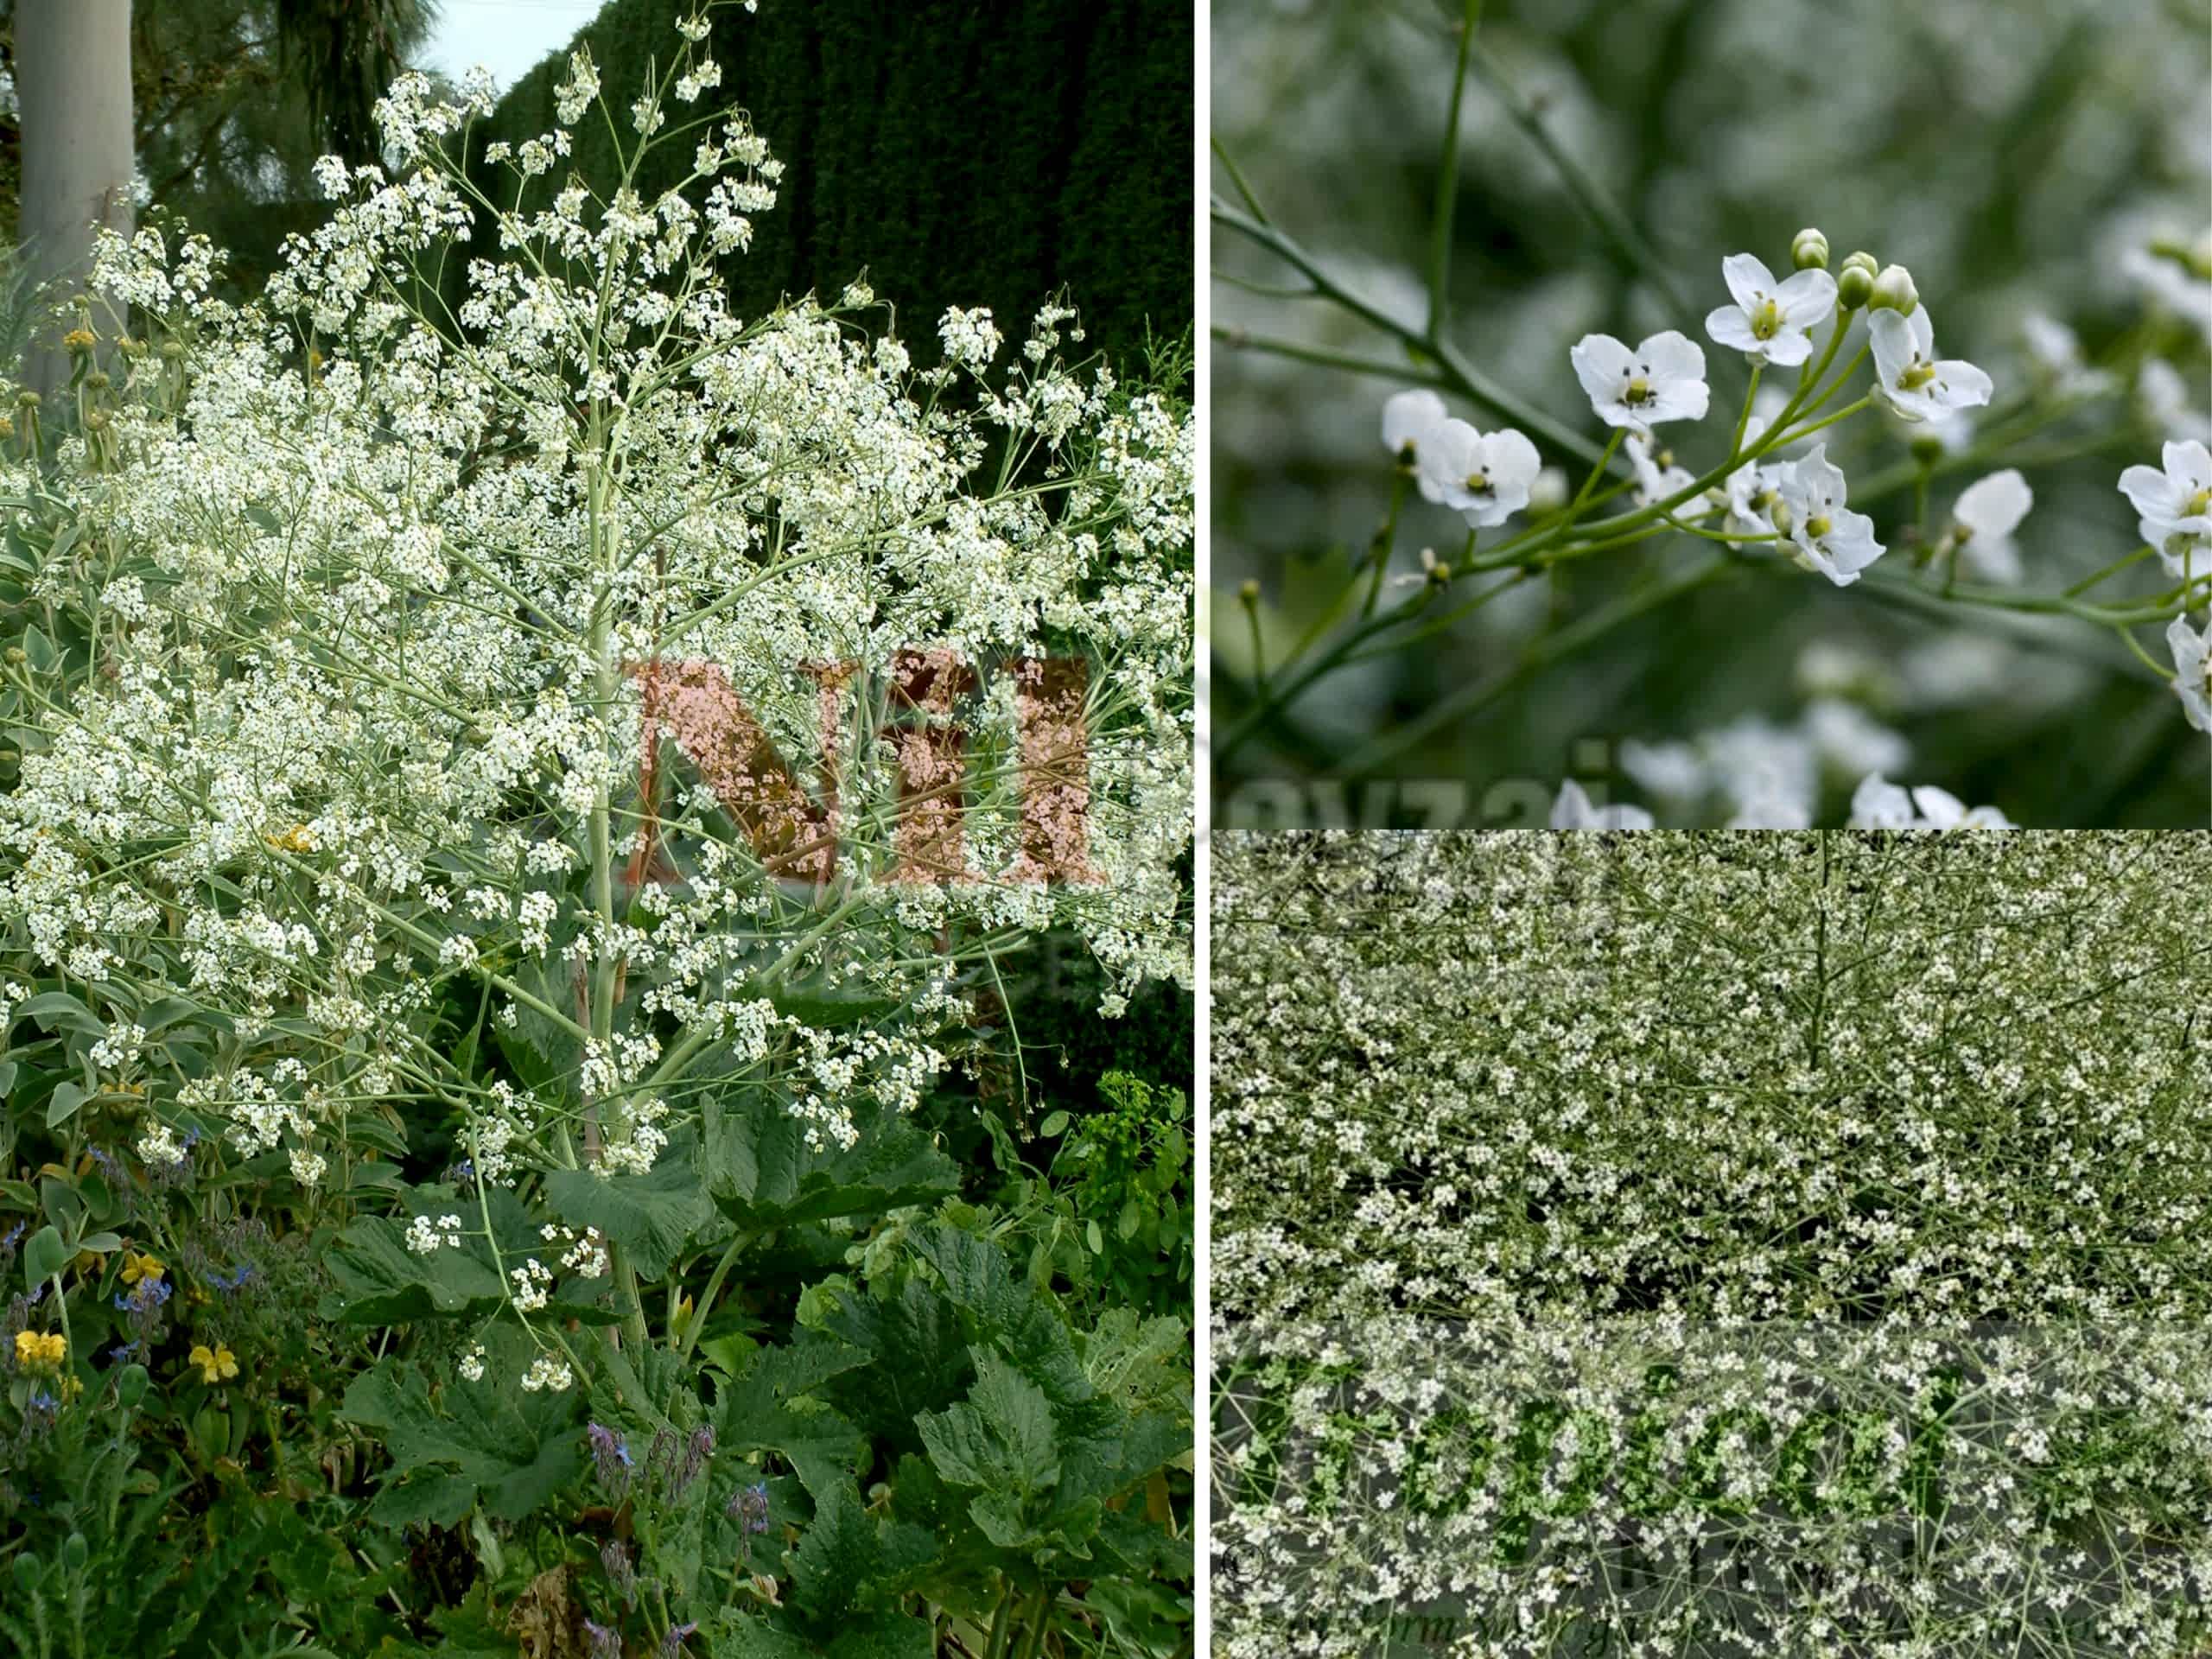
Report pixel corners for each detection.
[1213,0,2212,827]
[0,21,1192,1382]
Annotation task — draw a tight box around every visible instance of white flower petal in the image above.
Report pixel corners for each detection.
[1773,268,1839,327]
[1955,469,2032,540]
[1720,252,1776,313]
[1639,330,1706,387]
[1382,389,1447,457]
[1570,334,1635,407]
[1706,305,1764,355]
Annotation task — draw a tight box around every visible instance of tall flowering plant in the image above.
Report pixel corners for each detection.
[0,16,1192,1376]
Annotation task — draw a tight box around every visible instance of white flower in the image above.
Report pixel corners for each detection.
[2121,242,2212,344]
[1870,306,1993,423]
[1804,697,1910,779]
[1719,416,1785,543]
[289,1147,327,1186]
[1569,330,1708,434]
[2138,359,2212,448]
[1618,738,1707,800]
[1778,444,1885,586]
[458,1344,487,1382]
[1624,433,1700,511]
[1726,791,1813,830]
[1548,779,1653,830]
[2119,440,2212,576]
[1382,389,1448,463]
[1704,253,1836,367]
[520,1353,573,1392]
[1948,469,2033,583]
[2018,311,2113,398]
[2020,311,2081,376]
[1414,417,1541,527]
[1849,774,2009,830]
[2169,614,2212,732]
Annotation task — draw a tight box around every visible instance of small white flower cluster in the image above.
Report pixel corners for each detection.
[508,1257,553,1314]
[404,1213,465,1255]
[519,1352,572,1393]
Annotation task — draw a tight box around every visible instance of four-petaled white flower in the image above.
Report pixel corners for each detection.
[2169,614,2212,733]
[1705,253,1837,367]
[1417,418,1543,528]
[1382,390,1449,465]
[2119,440,2212,577]
[1570,331,1709,434]
[1870,306,1993,423]
[1850,774,2010,830]
[1778,445,1885,587]
[1948,469,2033,583]
[1550,779,1655,830]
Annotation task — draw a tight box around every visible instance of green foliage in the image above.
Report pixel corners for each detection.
[464,0,1192,375]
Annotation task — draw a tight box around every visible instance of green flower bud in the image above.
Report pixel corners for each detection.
[86,371,111,392]
[1909,433,1945,466]
[1790,228,1829,270]
[159,340,185,362]
[1868,264,1919,316]
[1836,264,1875,310]
[1840,250,1879,280]
[16,390,40,410]
[1238,579,1260,605]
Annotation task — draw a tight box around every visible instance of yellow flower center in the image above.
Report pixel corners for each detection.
[1624,376,1653,406]
[1463,470,1493,496]
[1751,297,1783,340]
[2187,486,2211,518]
[1897,359,1936,392]
[1805,514,1834,541]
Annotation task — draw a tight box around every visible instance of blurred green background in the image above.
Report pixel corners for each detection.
[1211,0,2212,828]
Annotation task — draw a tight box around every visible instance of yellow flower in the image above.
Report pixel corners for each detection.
[59,1375,83,1402]
[263,823,315,853]
[14,1330,66,1372]
[188,1343,238,1385]
[61,327,98,354]
[121,1250,164,1287]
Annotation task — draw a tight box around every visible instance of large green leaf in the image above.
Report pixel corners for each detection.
[918,1350,1060,1496]
[542,1127,715,1280]
[339,1335,586,1526]
[787,1484,938,1630]
[702,1092,957,1233]
[325,1216,509,1324]
[711,1336,871,1506]
[10,990,105,1039]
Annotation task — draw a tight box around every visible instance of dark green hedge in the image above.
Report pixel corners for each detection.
[463,0,1192,368]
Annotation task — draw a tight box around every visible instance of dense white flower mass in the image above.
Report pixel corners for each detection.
[0,17,1192,1283]
[1213,833,2212,1658]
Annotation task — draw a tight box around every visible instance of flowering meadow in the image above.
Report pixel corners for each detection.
[1211,831,2212,1656]
[0,16,1194,1658]
[1212,0,2212,828]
